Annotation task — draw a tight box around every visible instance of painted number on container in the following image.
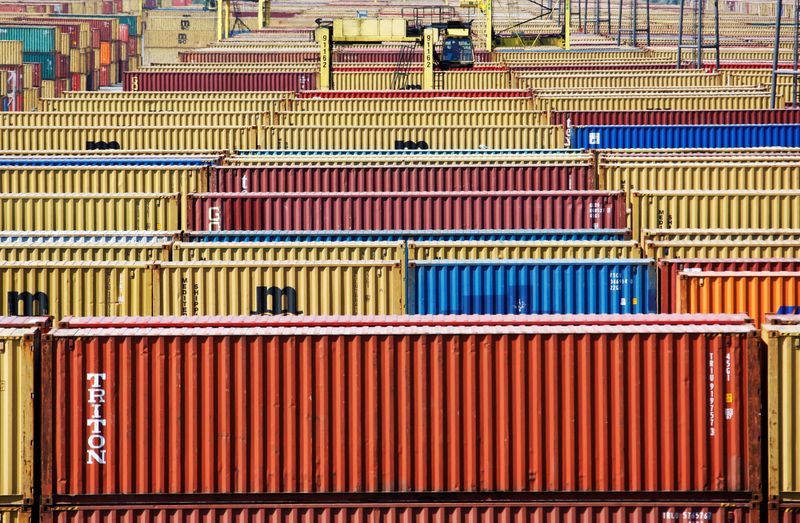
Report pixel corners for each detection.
[251,286,302,315]
[6,291,48,316]
[177,33,187,45]
[394,140,429,150]
[86,373,107,465]
[207,206,221,231]
[661,512,712,520]
[129,75,139,91]
[86,141,121,150]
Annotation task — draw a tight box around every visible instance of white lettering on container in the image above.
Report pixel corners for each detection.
[86,373,107,465]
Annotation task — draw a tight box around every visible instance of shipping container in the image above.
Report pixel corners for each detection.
[0,261,153,319]
[288,97,535,113]
[41,323,758,499]
[270,110,548,127]
[659,259,800,313]
[552,108,800,126]
[0,507,31,523]
[187,191,626,232]
[677,271,800,327]
[153,260,404,316]
[171,241,403,262]
[0,111,266,127]
[38,502,761,523]
[647,241,800,261]
[770,505,800,523]
[208,164,594,193]
[762,324,800,503]
[0,193,180,231]
[41,98,287,113]
[572,124,800,149]
[123,71,316,91]
[407,240,641,260]
[0,243,169,262]
[186,229,629,242]
[0,232,177,244]
[643,228,800,243]
[409,258,656,314]
[0,327,36,506]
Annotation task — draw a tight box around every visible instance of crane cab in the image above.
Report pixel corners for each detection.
[441,35,475,68]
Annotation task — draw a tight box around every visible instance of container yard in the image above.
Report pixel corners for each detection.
[1,0,800,522]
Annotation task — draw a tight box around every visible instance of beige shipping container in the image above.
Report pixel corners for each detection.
[408,240,642,261]
[265,124,564,150]
[332,71,512,90]
[289,97,535,112]
[515,71,724,89]
[153,260,405,316]
[145,29,217,48]
[631,190,800,242]
[60,91,293,99]
[173,241,404,264]
[0,328,35,506]
[0,261,154,320]
[0,126,259,151]
[0,41,23,65]
[40,99,287,114]
[645,240,800,260]
[535,92,778,111]
[762,324,800,503]
[0,193,180,231]
[270,110,548,127]
[0,112,266,128]
[642,228,800,243]
[0,243,170,262]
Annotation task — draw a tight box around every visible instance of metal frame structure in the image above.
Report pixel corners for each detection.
[677,0,720,69]
[616,0,651,46]
[771,0,800,107]
[460,0,570,52]
[216,0,270,40]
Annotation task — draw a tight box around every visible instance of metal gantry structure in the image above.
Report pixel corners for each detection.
[677,0,720,68]
[616,0,651,46]
[216,0,271,40]
[771,0,800,107]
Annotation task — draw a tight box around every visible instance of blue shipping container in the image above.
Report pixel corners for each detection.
[187,229,629,243]
[571,124,800,149]
[409,258,656,314]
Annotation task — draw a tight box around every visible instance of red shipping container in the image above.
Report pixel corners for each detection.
[41,323,760,499]
[186,191,626,232]
[99,64,109,87]
[208,165,595,193]
[552,109,800,127]
[771,505,800,523]
[658,258,800,313]
[40,502,761,523]
[297,89,528,99]
[28,62,41,87]
[123,71,316,92]
[58,313,753,329]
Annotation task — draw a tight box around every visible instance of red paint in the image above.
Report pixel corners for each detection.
[208,165,594,193]
[658,258,800,313]
[296,89,530,98]
[553,109,800,126]
[186,191,626,231]
[123,71,316,92]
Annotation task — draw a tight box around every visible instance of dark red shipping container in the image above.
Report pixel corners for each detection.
[770,505,800,523]
[123,71,316,92]
[186,191,626,232]
[208,164,594,193]
[41,324,760,499]
[658,258,800,313]
[296,89,529,99]
[40,502,761,523]
[552,109,800,127]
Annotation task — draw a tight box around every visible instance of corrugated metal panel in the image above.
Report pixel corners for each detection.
[762,324,800,503]
[271,110,548,127]
[408,240,641,260]
[0,193,180,231]
[647,241,800,260]
[0,112,265,128]
[42,324,758,499]
[187,192,626,232]
[572,124,800,149]
[0,507,31,523]
[771,505,800,523]
[209,164,594,193]
[172,242,403,262]
[409,259,656,314]
[123,71,316,91]
[631,190,800,241]
[289,97,535,114]
[0,243,170,262]
[678,271,800,327]
[0,232,178,244]
[186,229,630,242]
[0,261,154,320]
[659,259,800,313]
[643,228,800,243]
[42,98,286,113]
[154,260,404,316]
[0,328,36,506]
[39,502,760,523]
[543,93,777,113]
[552,108,800,126]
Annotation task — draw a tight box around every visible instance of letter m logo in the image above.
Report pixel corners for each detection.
[7,291,49,316]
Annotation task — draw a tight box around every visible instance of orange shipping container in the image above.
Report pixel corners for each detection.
[42,323,761,501]
[677,271,800,327]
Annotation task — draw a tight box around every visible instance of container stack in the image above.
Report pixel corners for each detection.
[1,0,800,522]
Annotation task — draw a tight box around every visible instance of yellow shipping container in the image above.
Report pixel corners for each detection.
[0,112,266,128]
[631,190,800,242]
[0,261,154,320]
[60,91,292,98]
[762,323,800,503]
[289,97,535,112]
[145,28,217,48]
[0,328,35,506]
[270,110,548,127]
[332,71,511,90]
[0,507,31,523]
[173,241,404,263]
[408,240,642,260]
[514,71,724,89]
[645,240,800,260]
[642,228,800,243]
[0,41,22,65]
[40,98,286,113]
[536,92,778,111]
[265,124,564,150]
[0,243,170,262]
[0,126,259,151]
[677,270,800,327]
[153,260,405,316]
[0,193,180,231]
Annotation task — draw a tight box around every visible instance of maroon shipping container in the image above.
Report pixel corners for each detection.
[186,191,626,232]
[123,71,316,92]
[658,258,800,313]
[42,324,760,499]
[58,313,753,329]
[771,505,800,523]
[40,502,761,523]
[296,89,530,99]
[552,109,800,126]
[208,164,595,193]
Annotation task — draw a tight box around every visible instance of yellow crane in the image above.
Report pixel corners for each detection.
[216,0,270,40]
[315,17,475,91]
[461,0,570,52]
